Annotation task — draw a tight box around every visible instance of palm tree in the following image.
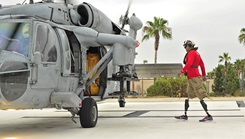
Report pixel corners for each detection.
[142,17,172,64]
[218,52,231,96]
[234,59,245,92]
[219,52,231,71]
[234,59,242,77]
[238,28,245,44]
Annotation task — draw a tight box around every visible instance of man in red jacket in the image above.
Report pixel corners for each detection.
[175,40,213,122]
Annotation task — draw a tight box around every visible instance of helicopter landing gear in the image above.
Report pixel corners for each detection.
[118,79,126,107]
[119,99,126,107]
[109,66,139,108]
[79,98,98,128]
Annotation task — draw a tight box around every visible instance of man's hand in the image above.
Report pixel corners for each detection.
[178,71,183,77]
[202,76,207,81]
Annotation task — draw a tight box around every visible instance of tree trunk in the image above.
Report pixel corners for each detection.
[154,45,158,83]
[154,33,159,64]
[223,62,227,96]
[154,50,157,64]
[242,69,244,92]
[224,71,227,96]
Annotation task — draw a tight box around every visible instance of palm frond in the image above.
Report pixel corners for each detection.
[238,28,245,44]
[142,34,150,42]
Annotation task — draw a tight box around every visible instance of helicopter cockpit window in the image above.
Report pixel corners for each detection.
[35,24,57,62]
[0,22,30,57]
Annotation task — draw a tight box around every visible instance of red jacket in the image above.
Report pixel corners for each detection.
[180,50,206,78]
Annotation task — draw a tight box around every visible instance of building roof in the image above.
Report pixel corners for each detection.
[135,63,183,78]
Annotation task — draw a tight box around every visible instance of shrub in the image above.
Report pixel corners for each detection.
[234,90,245,97]
[146,77,187,97]
[209,92,216,97]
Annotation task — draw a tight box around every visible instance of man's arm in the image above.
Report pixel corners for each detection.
[200,57,206,76]
[200,57,207,81]
[179,51,194,74]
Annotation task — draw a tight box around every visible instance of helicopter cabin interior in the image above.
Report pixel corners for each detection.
[64,30,107,97]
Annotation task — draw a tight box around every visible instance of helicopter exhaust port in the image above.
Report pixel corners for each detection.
[70,2,114,34]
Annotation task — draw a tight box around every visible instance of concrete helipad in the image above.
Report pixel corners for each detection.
[0,97,245,139]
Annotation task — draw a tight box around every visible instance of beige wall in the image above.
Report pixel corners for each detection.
[205,79,214,93]
[131,79,154,96]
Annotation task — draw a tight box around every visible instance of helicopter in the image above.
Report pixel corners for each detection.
[0,0,142,128]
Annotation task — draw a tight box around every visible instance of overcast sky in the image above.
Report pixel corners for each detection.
[1,0,245,72]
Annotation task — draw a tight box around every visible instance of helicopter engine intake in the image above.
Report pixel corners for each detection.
[70,2,114,34]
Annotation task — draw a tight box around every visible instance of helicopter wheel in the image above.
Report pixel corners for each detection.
[79,98,98,128]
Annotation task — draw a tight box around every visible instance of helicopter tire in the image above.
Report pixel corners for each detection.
[79,98,98,128]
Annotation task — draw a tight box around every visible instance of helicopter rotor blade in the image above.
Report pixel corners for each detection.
[125,0,133,17]
[121,0,133,29]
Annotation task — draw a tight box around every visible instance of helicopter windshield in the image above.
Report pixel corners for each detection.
[0,22,30,57]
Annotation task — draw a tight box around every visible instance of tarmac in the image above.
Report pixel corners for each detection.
[0,97,244,139]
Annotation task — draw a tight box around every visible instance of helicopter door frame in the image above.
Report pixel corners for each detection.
[54,28,74,77]
[30,21,60,89]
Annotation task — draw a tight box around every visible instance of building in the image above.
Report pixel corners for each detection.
[132,63,183,96]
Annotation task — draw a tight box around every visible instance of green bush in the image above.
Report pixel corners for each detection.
[234,90,245,97]
[209,92,216,97]
[146,83,162,96]
[146,77,187,97]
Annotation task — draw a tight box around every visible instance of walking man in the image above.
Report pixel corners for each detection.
[175,40,213,122]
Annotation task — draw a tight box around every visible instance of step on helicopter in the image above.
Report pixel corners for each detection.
[0,0,142,128]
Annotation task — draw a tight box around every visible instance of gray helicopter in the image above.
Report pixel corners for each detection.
[0,0,142,128]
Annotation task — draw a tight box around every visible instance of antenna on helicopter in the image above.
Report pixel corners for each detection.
[21,0,27,4]
[120,0,133,30]
[29,0,34,4]
[62,0,70,6]
[41,0,54,3]
[64,0,68,6]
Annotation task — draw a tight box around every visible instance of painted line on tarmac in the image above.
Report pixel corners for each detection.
[123,111,149,117]
[22,115,244,119]
[236,101,245,107]
[99,115,244,118]
[99,109,244,118]
[22,109,244,119]
[99,109,241,112]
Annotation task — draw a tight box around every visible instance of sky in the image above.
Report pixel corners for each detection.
[1,0,245,72]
